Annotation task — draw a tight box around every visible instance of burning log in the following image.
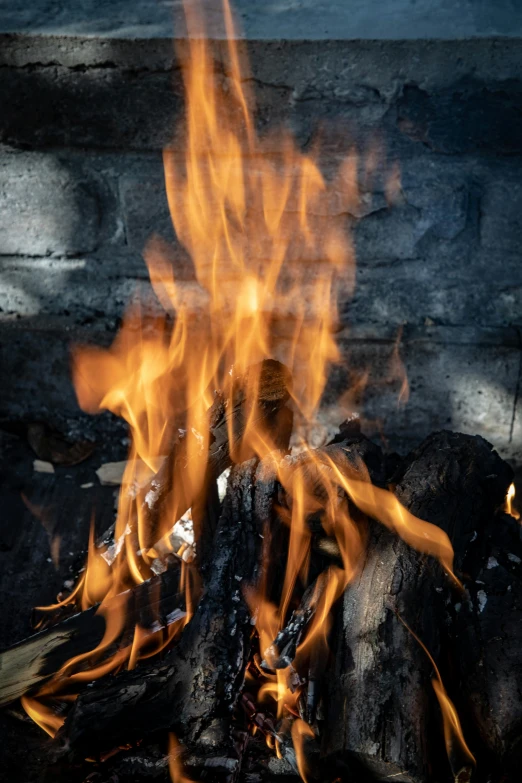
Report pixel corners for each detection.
[56,456,281,770]
[142,358,292,555]
[262,571,329,672]
[323,431,513,783]
[454,509,522,774]
[0,562,187,708]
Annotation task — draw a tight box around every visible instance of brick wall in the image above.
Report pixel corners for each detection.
[1,37,521,460]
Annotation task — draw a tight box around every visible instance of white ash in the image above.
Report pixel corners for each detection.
[166,608,187,624]
[508,553,521,564]
[144,482,161,509]
[150,510,196,563]
[217,467,230,502]
[470,531,477,542]
[33,459,54,474]
[102,523,132,566]
[477,590,488,613]
[454,602,462,612]
[150,557,168,576]
[191,427,205,453]
[487,556,499,569]
[171,511,195,553]
[81,482,94,489]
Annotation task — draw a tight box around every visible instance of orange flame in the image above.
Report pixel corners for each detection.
[21,0,464,766]
[398,614,475,779]
[168,733,196,783]
[505,482,520,520]
[291,719,315,783]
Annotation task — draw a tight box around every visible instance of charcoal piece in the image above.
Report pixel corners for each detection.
[323,430,513,783]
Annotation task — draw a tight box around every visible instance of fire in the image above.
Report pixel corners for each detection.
[505,482,520,520]
[19,0,471,778]
[397,614,475,781]
[168,733,195,783]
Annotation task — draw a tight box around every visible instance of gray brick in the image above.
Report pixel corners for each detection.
[120,175,174,253]
[0,155,101,256]
[0,257,141,319]
[481,180,522,253]
[331,333,520,457]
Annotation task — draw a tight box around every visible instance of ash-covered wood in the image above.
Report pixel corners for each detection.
[454,510,522,775]
[56,457,281,771]
[323,431,513,783]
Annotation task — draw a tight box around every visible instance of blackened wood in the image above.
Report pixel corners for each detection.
[324,431,513,783]
[454,511,522,774]
[261,570,328,671]
[0,563,185,707]
[57,456,280,765]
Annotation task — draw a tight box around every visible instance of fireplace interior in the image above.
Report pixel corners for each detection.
[1,2,522,782]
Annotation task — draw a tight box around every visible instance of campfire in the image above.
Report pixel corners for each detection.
[1,2,521,782]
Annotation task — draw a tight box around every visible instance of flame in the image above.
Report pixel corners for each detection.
[398,613,475,780]
[168,733,196,783]
[291,719,315,783]
[20,695,63,738]
[505,482,520,520]
[21,0,467,769]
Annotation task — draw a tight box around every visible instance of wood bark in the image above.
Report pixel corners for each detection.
[323,430,513,783]
[57,456,281,772]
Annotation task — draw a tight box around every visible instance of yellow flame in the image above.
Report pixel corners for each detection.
[398,613,475,777]
[505,483,520,520]
[291,719,315,783]
[20,695,63,738]
[168,733,196,783]
[21,1,456,757]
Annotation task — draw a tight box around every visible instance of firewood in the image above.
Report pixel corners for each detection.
[0,563,186,708]
[142,358,292,550]
[56,455,282,767]
[261,570,328,672]
[453,510,522,775]
[323,431,513,783]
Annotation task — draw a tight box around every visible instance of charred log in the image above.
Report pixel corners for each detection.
[261,570,328,672]
[323,431,513,783]
[56,456,280,767]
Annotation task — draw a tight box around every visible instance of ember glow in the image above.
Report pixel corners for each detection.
[20,0,472,778]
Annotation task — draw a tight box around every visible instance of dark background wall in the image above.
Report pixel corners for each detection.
[1,8,522,462]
